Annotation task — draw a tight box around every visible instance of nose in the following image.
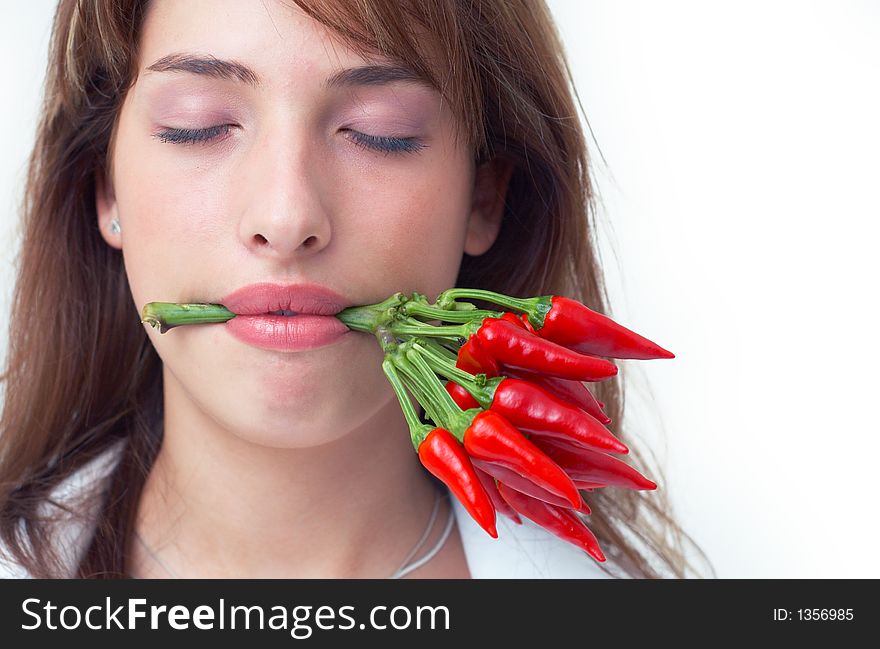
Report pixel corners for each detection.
[237,122,332,261]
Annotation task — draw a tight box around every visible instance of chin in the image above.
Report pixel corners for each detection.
[234,427,350,451]
[248,363,345,404]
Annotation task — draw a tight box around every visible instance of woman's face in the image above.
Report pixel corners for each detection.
[97,0,508,448]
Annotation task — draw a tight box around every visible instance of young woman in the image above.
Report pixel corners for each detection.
[0,0,712,579]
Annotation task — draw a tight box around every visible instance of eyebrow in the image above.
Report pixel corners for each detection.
[325,63,431,90]
[146,54,260,86]
[144,53,433,91]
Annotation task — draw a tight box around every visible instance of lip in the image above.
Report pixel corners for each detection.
[221,282,350,316]
[221,282,352,352]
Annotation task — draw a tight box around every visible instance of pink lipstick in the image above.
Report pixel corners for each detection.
[221,282,352,352]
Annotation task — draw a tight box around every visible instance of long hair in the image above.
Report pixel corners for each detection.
[0,0,714,579]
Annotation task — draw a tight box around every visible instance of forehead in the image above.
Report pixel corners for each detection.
[137,0,438,91]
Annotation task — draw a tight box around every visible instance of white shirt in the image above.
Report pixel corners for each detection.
[0,442,615,579]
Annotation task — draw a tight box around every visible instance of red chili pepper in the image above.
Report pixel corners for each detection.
[448,362,610,426]
[532,436,657,490]
[486,377,628,454]
[444,336,499,410]
[462,410,581,508]
[459,315,611,426]
[496,481,606,562]
[574,482,605,491]
[474,316,618,382]
[444,379,480,410]
[474,466,522,525]
[418,428,498,538]
[472,458,591,514]
[444,370,629,454]
[533,295,674,360]
[500,366,610,424]
[499,311,526,330]
[456,336,500,376]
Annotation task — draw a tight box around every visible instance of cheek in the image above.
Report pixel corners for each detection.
[113,126,232,299]
[118,155,229,240]
[341,154,473,287]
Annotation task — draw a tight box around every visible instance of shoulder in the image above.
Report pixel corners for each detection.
[451,495,619,579]
[0,441,125,579]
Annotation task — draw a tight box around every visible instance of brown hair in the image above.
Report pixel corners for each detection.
[0,0,714,579]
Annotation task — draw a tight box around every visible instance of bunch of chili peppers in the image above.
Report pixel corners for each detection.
[140,288,673,564]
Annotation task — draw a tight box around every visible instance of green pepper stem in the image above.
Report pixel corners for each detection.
[140,303,236,334]
[391,350,445,430]
[399,318,465,346]
[375,325,400,353]
[435,289,556,330]
[421,338,459,364]
[401,300,502,323]
[437,339,465,357]
[334,292,407,333]
[381,357,432,449]
[402,318,465,345]
[408,291,479,312]
[435,288,541,313]
[402,344,473,441]
[411,340,507,411]
[387,321,475,339]
[409,339,483,390]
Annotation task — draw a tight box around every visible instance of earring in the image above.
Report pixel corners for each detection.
[110,217,121,235]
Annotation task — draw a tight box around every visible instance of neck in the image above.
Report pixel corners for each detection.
[132,368,447,578]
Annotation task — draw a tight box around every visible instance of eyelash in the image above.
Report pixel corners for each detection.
[153,124,233,145]
[344,130,427,156]
[152,124,427,155]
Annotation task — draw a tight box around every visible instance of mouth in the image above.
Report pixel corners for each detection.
[221,282,349,317]
[224,307,351,352]
[265,309,299,316]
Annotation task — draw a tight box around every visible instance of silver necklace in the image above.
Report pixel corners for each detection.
[133,489,455,579]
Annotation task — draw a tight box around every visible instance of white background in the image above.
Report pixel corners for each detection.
[1,1,877,578]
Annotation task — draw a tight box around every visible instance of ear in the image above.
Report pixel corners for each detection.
[464,157,514,256]
[95,167,122,249]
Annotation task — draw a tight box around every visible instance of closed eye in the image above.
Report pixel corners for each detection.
[152,124,235,145]
[152,124,428,156]
[343,129,428,156]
